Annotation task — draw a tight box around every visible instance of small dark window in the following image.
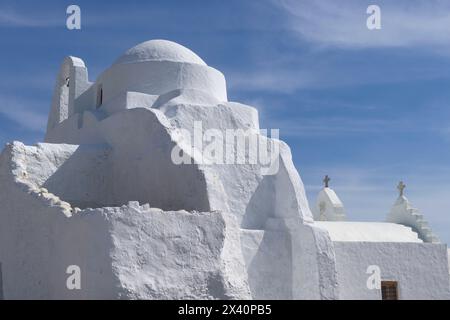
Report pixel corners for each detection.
[96,84,103,108]
[381,281,398,300]
[65,77,70,87]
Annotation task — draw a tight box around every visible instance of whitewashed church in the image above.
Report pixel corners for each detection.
[0,40,449,299]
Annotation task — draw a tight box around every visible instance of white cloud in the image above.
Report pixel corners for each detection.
[226,49,450,94]
[0,96,47,132]
[0,8,60,27]
[265,116,417,137]
[228,69,316,93]
[224,1,450,93]
[276,0,450,50]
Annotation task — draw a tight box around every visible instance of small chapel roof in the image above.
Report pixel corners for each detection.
[113,39,207,66]
[314,221,423,243]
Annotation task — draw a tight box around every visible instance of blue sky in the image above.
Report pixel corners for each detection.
[1,0,450,243]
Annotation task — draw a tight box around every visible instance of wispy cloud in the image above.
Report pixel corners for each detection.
[276,0,450,50]
[0,95,47,132]
[228,69,316,94]
[0,73,55,92]
[265,116,420,137]
[0,8,60,27]
[227,48,450,94]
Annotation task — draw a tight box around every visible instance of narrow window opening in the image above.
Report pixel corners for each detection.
[96,84,103,108]
[381,281,398,300]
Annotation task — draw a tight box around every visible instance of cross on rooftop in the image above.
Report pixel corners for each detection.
[323,175,330,188]
[397,181,406,196]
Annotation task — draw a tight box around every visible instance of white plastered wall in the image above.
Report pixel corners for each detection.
[333,241,450,300]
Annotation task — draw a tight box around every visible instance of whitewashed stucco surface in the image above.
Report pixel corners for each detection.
[0,158,251,299]
[314,187,346,221]
[314,221,422,243]
[334,242,450,300]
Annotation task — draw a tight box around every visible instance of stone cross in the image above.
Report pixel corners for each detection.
[397,181,406,196]
[323,175,330,188]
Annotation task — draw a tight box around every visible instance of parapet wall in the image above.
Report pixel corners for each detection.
[3,141,113,209]
[0,156,250,299]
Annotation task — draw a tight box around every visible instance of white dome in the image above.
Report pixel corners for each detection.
[113,40,207,66]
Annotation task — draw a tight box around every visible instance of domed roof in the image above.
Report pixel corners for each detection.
[113,40,207,66]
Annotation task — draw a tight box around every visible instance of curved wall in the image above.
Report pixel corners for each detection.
[95,61,227,106]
